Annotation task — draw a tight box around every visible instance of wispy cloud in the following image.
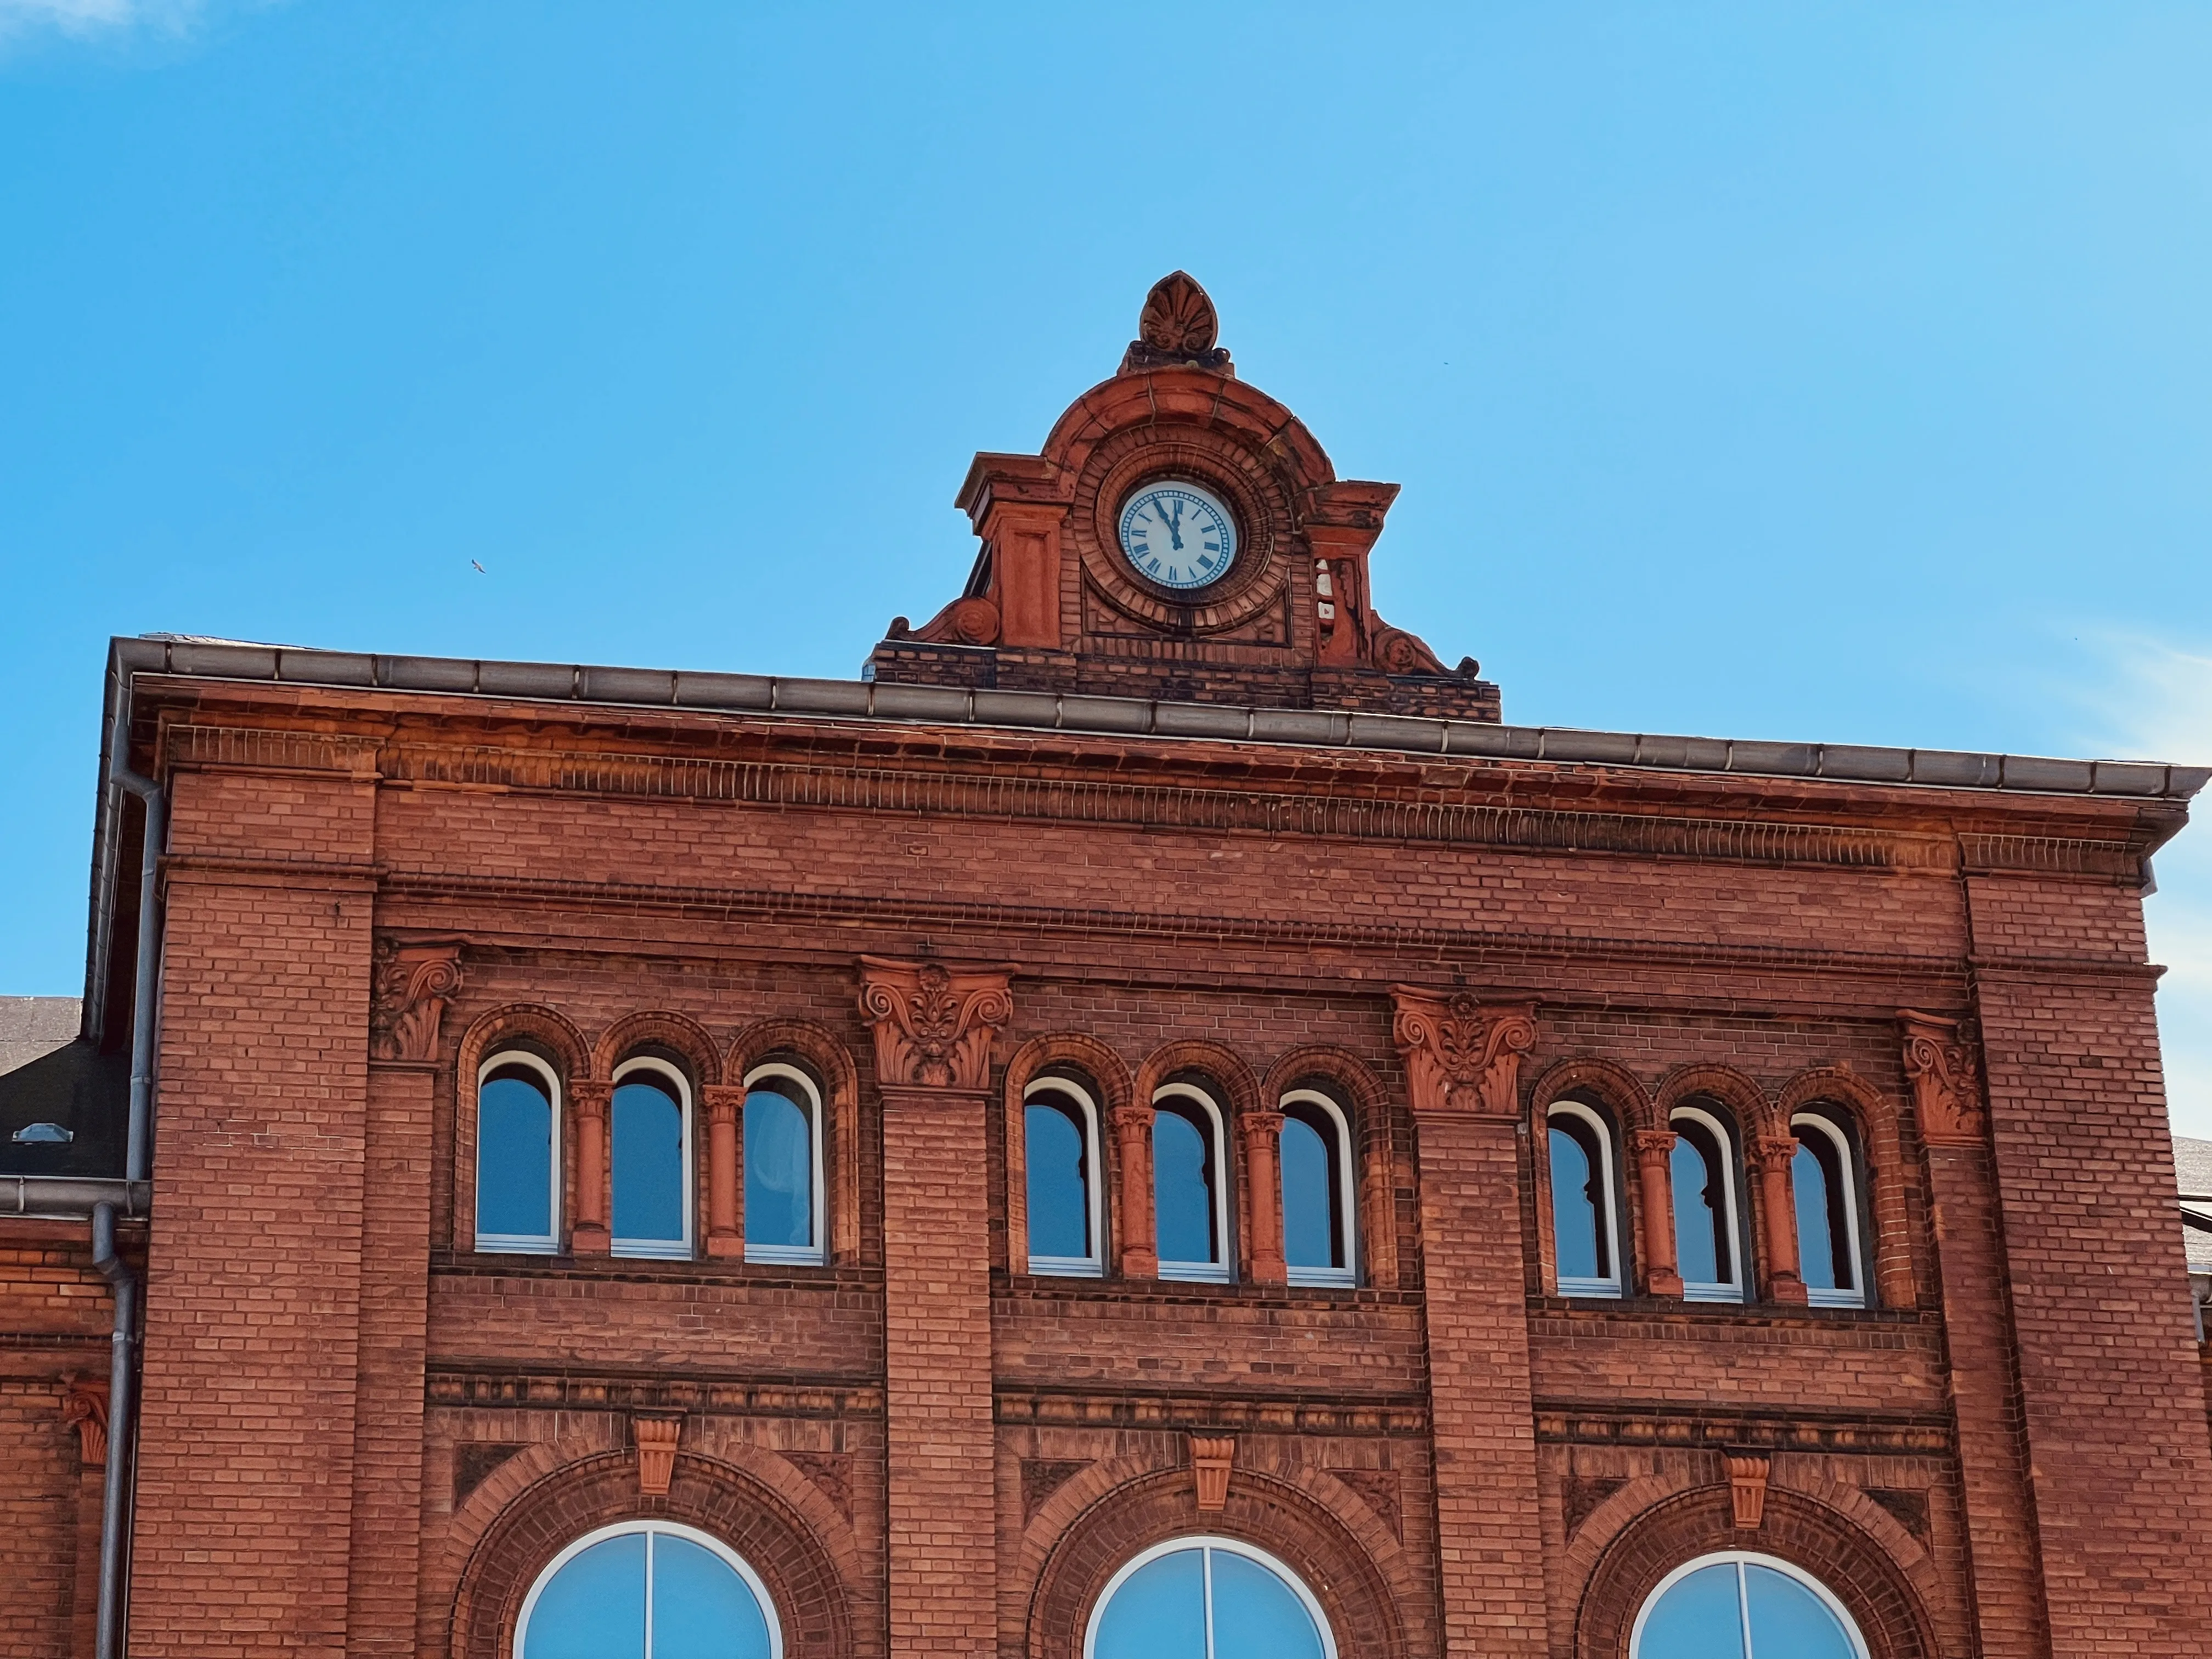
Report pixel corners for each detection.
[0,0,210,46]
[2076,634,2212,1139]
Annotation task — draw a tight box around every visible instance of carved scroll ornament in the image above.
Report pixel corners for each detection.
[1390,989,1538,1119]
[61,1375,108,1467]
[1899,1011,1986,1147]
[858,957,1014,1091]
[370,936,465,1063]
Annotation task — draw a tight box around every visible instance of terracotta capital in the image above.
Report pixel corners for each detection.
[369,935,465,1064]
[1390,989,1537,1120]
[1900,1011,1985,1147]
[857,957,1013,1091]
[60,1375,108,1467]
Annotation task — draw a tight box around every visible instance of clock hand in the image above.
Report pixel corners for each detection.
[1165,498,1184,550]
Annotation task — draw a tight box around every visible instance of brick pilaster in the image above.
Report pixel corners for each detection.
[1391,989,1548,1657]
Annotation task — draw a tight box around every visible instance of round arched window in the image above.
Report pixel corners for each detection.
[1633,1551,1867,1659]
[517,1521,781,1659]
[1086,1537,1334,1659]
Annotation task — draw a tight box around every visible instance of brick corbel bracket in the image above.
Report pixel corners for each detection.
[369,935,466,1064]
[1899,1011,1987,1148]
[635,1414,682,1497]
[1724,1452,1770,1530]
[857,957,1014,1092]
[1191,1434,1235,1513]
[1389,989,1538,1120]
[60,1375,109,1468]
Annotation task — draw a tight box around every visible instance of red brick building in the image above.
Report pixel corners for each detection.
[6,274,2212,1657]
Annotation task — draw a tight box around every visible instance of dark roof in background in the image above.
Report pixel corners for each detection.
[0,996,124,1178]
[2177,1135,2212,1277]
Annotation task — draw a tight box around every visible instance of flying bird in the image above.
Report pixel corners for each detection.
[471,560,487,573]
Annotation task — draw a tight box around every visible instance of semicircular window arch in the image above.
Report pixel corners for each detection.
[1632,1550,1869,1659]
[1085,1536,1335,1659]
[517,1520,782,1659]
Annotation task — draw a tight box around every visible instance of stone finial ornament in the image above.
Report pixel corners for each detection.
[1120,272,1234,375]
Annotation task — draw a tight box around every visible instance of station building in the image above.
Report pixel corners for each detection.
[5,275,2211,1657]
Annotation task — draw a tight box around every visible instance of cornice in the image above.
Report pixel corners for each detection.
[1533,1402,1953,1455]
[424,1363,882,1418]
[994,1383,1430,1437]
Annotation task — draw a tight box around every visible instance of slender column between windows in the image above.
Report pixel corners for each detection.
[702,1085,744,1260]
[1109,1103,1159,1279]
[1238,1109,1288,1285]
[571,1081,613,1255]
[1747,1133,1810,1304]
[1629,1129,1684,1296]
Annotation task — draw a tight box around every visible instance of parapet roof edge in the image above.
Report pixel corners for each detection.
[110,634,2212,801]
[81,631,2205,1034]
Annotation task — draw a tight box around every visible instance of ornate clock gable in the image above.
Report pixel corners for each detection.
[870,273,1499,720]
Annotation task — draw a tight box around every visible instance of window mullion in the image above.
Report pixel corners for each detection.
[643,1526,655,1659]
[1736,1559,1754,1659]
[1202,1546,1216,1659]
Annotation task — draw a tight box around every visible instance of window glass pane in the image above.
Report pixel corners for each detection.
[1093,1548,1207,1659]
[1549,1124,1602,1281]
[1210,1549,1325,1659]
[523,1534,646,1659]
[1793,1142,1841,1292]
[1744,1564,1856,1659]
[1280,1114,1340,1270]
[478,1072,553,1239]
[1671,1128,1728,1285]
[613,1079,685,1244]
[1153,1108,1216,1265]
[1026,1100,1091,1260]
[650,1533,775,1659]
[1636,1562,1744,1659]
[744,1088,814,1249]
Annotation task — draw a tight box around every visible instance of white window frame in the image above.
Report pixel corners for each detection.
[742,1062,826,1267]
[1630,1550,1869,1659]
[1083,1534,1338,1659]
[1279,1090,1357,1289]
[1669,1105,1743,1304]
[474,1049,562,1256]
[1791,1113,1867,1309]
[1024,1077,1104,1278]
[1153,1085,1232,1284]
[610,1056,695,1261]
[515,1518,785,1659]
[1545,1100,1622,1299]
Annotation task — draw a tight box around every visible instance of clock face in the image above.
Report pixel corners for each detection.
[1118,482,1237,591]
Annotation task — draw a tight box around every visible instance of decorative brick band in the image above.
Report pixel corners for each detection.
[1534,1404,1952,1455]
[424,1367,882,1418]
[995,1385,1429,1437]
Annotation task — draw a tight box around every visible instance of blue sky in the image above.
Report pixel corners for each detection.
[4,3,2210,1129]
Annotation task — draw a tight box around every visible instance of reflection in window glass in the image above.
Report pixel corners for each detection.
[520,1525,777,1659]
[1090,1543,1327,1659]
[1280,1113,1340,1271]
[1026,1096,1092,1263]
[477,1066,554,1245]
[1634,1555,1863,1659]
[1153,1106,1217,1266]
[744,1086,814,1251]
[1548,1111,1617,1290]
[1793,1144,1841,1291]
[612,1075,685,1249]
[1792,1119,1861,1306]
[1670,1118,1734,1291]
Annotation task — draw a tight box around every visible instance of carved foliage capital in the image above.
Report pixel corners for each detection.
[370,935,466,1063]
[61,1375,108,1466]
[1746,1135,1802,1175]
[857,956,1013,1091]
[1899,1011,1986,1147]
[1390,988,1537,1119]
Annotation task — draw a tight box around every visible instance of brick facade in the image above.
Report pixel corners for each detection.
[5,277,2211,1655]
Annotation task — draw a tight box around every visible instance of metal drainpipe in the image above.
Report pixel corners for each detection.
[112,767,163,1184]
[92,1201,138,1659]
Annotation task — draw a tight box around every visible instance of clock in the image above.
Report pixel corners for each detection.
[1118,481,1237,591]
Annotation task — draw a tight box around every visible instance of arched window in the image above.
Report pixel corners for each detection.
[1153,1086,1231,1283]
[1669,1105,1743,1303]
[743,1063,825,1266]
[1632,1551,1868,1659]
[475,1051,561,1254]
[1279,1090,1356,1288]
[611,1057,691,1259]
[1087,1537,1335,1659]
[1547,1101,1621,1298]
[1025,1077,1103,1277]
[1791,1111,1866,1308]
[517,1520,781,1659]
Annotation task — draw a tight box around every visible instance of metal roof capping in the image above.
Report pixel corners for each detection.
[109,634,2210,800]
